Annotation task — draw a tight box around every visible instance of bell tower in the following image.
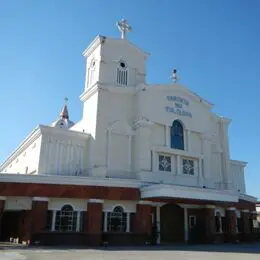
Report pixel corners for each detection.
[79,20,149,177]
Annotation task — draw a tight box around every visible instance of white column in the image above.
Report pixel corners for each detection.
[184,207,188,243]
[104,212,108,232]
[199,157,202,178]
[165,125,170,147]
[152,150,156,172]
[76,211,81,232]
[177,155,181,175]
[126,212,130,232]
[106,130,111,169]
[156,205,161,244]
[51,210,57,231]
[186,130,191,151]
[128,136,132,172]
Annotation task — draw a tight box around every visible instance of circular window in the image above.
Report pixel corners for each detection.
[120,62,126,69]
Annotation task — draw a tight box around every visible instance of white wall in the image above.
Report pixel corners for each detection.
[38,127,89,176]
[1,135,42,175]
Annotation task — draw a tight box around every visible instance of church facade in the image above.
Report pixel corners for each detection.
[0,20,257,246]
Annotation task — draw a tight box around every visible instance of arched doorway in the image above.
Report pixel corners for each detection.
[160,204,184,243]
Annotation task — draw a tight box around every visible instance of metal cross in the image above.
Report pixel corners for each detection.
[116,19,132,39]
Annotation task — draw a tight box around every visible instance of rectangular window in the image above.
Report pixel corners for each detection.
[182,159,194,175]
[159,155,171,172]
[189,215,196,228]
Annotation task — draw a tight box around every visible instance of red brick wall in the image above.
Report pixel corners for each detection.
[204,208,216,243]
[134,204,152,235]
[85,202,103,245]
[19,210,33,243]
[0,200,5,238]
[32,201,48,233]
[226,209,237,236]
[0,183,139,200]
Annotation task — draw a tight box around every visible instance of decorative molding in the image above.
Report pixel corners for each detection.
[82,35,103,57]
[205,205,216,209]
[0,174,142,188]
[32,197,49,202]
[152,146,200,160]
[227,207,236,211]
[138,200,153,205]
[132,116,154,130]
[88,199,104,204]
[79,83,99,102]
[141,184,239,203]
[0,196,6,201]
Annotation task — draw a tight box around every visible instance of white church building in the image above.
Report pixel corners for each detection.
[0,20,257,246]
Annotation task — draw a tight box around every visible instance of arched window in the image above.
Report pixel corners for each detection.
[116,61,128,86]
[55,204,77,232]
[88,59,96,87]
[107,206,127,232]
[171,120,184,150]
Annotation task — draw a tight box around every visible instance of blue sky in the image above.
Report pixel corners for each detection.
[0,0,260,198]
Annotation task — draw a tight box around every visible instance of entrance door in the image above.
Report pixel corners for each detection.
[160,204,184,243]
[188,211,205,243]
[1,211,21,241]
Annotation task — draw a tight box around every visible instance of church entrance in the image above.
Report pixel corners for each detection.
[0,211,21,242]
[187,208,206,243]
[160,204,184,243]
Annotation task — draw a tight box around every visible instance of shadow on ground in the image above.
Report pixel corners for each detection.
[1,243,260,254]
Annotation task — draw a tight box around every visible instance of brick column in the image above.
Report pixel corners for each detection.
[205,206,216,243]
[19,210,33,243]
[250,211,258,241]
[135,201,152,244]
[226,207,237,243]
[241,209,250,241]
[85,199,103,246]
[0,198,6,239]
[32,198,49,234]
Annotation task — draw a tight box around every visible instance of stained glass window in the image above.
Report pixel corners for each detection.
[171,121,184,150]
[182,159,194,175]
[159,155,171,172]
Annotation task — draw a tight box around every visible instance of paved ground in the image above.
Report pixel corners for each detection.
[0,244,260,260]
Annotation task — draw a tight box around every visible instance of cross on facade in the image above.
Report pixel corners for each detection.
[116,19,132,39]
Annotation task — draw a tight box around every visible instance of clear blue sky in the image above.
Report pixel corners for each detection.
[0,0,260,198]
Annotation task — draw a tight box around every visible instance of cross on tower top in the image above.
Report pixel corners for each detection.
[116,19,132,39]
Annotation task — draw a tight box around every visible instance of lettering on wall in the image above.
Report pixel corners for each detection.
[165,96,192,118]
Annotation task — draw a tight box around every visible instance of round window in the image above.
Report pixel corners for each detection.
[120,62,126,69]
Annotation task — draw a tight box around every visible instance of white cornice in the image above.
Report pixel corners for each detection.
[239,193,258,203]
[0,174,142,188]
[230,159,247,167]
[141,184,239,203]
[40,125,90,139]
[79,83,99,102]
[152,146,201,159]
[0,126,41,171]
[82,35,104,58]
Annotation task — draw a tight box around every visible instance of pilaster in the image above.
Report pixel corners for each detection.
[135,202,152,244]
[225,207,237,243]
[85,199,103,246]
[205,206,216,243]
